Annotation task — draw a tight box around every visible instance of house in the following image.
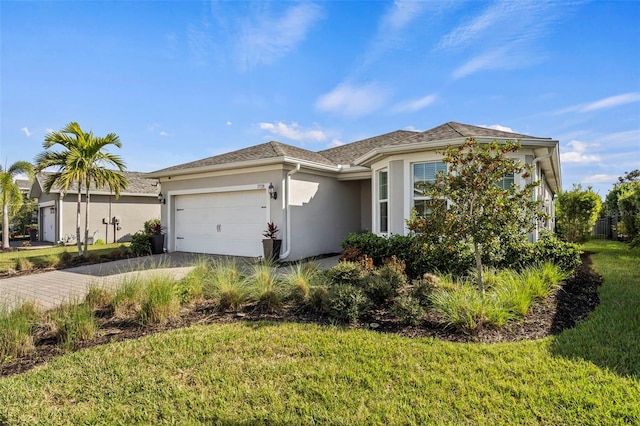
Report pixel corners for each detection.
[146,122,561,260]
[29,171,161,244]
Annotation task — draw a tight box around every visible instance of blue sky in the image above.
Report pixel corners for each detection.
[1,0,639,197]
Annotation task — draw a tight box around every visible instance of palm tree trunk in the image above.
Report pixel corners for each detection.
[76,182,82,256]
[84,184,90,256]
[2,203,9,249]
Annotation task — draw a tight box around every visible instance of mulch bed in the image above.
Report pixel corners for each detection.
[0,253,603,378]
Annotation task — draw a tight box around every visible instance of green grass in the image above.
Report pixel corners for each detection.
[0,240,638,424]
[0,243,128,272]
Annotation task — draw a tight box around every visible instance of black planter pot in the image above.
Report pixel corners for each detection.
[150,234,165,255]
[262,239,282,262]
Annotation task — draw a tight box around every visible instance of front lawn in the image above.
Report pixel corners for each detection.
[0,240,638,424]
[0,243,129,272]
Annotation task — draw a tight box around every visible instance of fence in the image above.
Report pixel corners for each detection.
[592,215,619,240]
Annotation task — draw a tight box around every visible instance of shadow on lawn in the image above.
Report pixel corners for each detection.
[550,253,639,380]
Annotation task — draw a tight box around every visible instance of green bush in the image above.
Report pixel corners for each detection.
[556,184,602,243]
[326,284,370,324]
[59,250,73,265]
[94,239,105,245]
[530,231,582,272]
[130,232,151,257]
[326,261,367,286]
[357,264,407,306]
[618,182,640,246]
[391,295,425,326]
[308,286,329,313]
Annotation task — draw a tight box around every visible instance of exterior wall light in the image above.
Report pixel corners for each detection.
[268,183,277,200]
[158,192,166,205]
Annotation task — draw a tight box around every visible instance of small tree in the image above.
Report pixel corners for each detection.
[617,181,640,246]
[406,138,544,291]
[555,184,602,243]
[0,161,35,249]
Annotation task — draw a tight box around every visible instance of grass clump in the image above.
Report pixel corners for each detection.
[48,303,97,348]
[0,302,41,362]
[112,277,146,318]
[139,275,181,325]
[284,261,323,303]
[14,258,34,272]
[174,261,209,304]
[84,286,114,310]
[204,258,246,311]
[245,263,285,312]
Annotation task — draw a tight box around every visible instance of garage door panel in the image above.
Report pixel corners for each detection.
[174,190,267,257]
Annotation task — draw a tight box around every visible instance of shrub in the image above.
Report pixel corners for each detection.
[0,302,41,362]
[59,250,73,265]
[531,231,582,272]
[94,239,105,245]
[130,232,151,257]
[86,252,100,264]
[360,274,396,306]
[308,286,329,313]
[49,303,97,348]
[556,184,602,243]
[391,295,425,326]
[38,254,60,269]
[139,276,181,325]
[326,284,370,324]
[326,261,367,286]
[618,182,640,246]
[15,258,33,272]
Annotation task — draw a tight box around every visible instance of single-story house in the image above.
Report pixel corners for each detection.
[29,171,161,244]
[146,122,561,261]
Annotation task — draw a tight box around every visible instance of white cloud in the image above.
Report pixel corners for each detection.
[21,127,31,137]
[478,124,514,133]
[328,139,344,148]
[583,174,618,184]
[392,94,437,113]
[238,3,324,69]
[226,121,233,126]
[159,131,168,137]
[555,92,640,115]
[316,83,389,117]
[561,140,601,164]
[404,125,422,132]
[440,1,560,79]
[259,122,326,142]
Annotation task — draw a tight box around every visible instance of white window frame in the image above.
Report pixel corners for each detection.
[377,168,389,234]
[411,161,447,217]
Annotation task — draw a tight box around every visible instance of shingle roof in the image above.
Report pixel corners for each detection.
[151,141,336,174]
[36,171,158,195]
[149,122,553,175]
[318,130,419,165]
[16,179,32,192]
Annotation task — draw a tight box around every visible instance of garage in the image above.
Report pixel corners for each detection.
[173,189,267,257]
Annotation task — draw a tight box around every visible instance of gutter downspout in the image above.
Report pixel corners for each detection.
[279,163,301,260]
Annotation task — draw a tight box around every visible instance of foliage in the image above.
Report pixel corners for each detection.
[245,263,285,312]
[555,184,602,243]
[617,181,640,246]
[326,284,371,323]
[406,138,545,291]
[203,258,246,311]
[48,303,97,348]
[84,287,114,310]
[0,302,40,361]
[129,231,151,256]
[10,195,37,236]
[0,160,34,249]
[390,295,425,325]
[358,263,407,306]
[93,238,105,245]
[262,221,279,239]
[284,262,322,303]
[530,231,582,272]
[34,122,128,256]
[326,261,367,286]
[139,276,181,325]
[15,257,34,271]
[144,218,163,235]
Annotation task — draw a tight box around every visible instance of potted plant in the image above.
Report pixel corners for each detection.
[262,222,282,262]
[27,226,38,242]
[147,219,165,255]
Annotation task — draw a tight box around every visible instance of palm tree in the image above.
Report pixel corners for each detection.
[0,161,34,249]
[34,122,128,256]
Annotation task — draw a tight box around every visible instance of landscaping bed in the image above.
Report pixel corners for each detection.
[0,253,601,377]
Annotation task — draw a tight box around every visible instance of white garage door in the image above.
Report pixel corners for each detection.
[174,190,267,257]
[41,207,55,243]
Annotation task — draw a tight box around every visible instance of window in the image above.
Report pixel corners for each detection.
[497,173,515,189]
[378,170,388,233]
[412,162,446,216]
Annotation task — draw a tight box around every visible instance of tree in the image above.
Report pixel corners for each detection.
[34,122,128,256]
[617,181,640,246]
[604,169,639,217]
[555,184,602,243]
[0,161,34,249]
[406,138,544,291]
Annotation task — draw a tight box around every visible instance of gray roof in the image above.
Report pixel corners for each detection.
[35,171,158,196]
[150,122,553,174]
[16,179,32,192]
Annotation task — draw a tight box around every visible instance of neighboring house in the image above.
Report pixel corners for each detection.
[29,171,161,244]
[16,179,32,196]
[146,122,561,261]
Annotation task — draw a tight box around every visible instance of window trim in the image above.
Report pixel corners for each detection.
[411,161,447,217]
[378,168,389,233]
